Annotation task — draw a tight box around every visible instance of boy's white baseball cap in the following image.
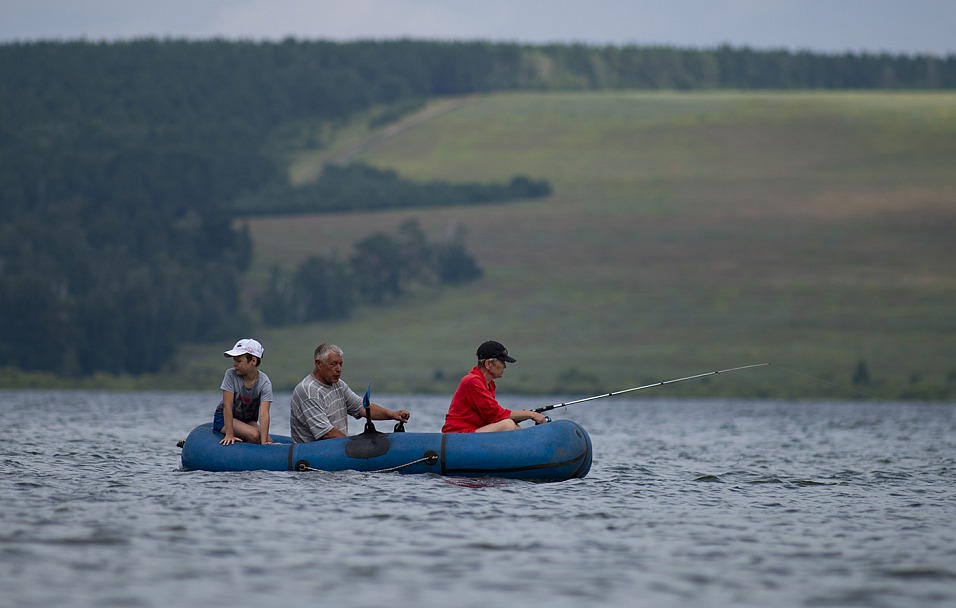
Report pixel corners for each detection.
[224,339,263,359]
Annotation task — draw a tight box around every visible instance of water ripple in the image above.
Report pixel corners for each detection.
[2,393,955,608]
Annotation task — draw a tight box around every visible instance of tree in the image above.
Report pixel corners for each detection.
[293,254,354,321]
[852,360,871,386]
[397,218,435,285]
[351,233,405,304]
[435,225,483,285]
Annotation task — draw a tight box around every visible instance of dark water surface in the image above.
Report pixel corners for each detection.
[2,391,955,607]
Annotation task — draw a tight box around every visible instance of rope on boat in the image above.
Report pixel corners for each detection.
[298,452,439,474]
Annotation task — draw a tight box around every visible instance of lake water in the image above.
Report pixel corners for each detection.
[2,391,955,607]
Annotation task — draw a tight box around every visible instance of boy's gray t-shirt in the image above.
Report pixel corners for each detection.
[216,369,274,422]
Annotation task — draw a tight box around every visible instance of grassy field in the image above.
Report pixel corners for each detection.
[174,90,955,401]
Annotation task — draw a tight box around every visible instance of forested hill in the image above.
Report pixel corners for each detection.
[1,39,954,380]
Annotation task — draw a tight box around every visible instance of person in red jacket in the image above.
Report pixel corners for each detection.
[442,340,549,433]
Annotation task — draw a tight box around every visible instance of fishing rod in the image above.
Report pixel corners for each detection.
[533,363,770,413]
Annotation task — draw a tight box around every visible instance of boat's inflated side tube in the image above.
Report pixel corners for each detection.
[438,419,592,480]
[180,423,294,472]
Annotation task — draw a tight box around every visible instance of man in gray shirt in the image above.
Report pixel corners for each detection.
[290,343,410,442]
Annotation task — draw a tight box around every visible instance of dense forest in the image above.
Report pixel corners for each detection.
[1,39,953,377]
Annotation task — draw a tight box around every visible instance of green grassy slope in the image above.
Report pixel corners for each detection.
[185,91,956,400]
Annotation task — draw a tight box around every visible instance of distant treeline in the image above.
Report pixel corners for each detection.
[0,39,952,378]
[236,163,552,215]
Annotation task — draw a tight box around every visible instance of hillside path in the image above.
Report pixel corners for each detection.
[333,94,482,164]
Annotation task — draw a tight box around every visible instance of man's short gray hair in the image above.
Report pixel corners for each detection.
[314,343,344,362]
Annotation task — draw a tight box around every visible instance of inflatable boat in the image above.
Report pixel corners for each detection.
[179,419,592,482]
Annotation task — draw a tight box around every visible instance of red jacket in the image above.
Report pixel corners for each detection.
[442,366,512,433]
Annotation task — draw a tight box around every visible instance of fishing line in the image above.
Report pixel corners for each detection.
[533,363,771,413]
[769,363,891,402]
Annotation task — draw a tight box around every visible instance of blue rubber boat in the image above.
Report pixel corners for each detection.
[179,420,592,482]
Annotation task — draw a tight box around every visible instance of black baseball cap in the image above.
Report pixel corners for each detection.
[476,340,516,362]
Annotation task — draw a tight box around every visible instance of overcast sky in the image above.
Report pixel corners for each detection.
[1,0,953,57]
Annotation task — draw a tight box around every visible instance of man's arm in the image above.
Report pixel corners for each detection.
[318,426,347,439]
[366,403,411,423]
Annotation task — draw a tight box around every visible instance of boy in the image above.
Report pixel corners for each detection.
[213,338,274,445]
